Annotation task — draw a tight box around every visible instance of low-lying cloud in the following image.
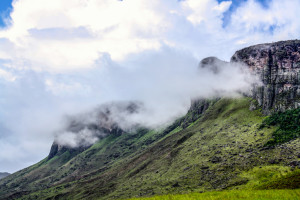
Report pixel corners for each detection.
[50,50,257,147]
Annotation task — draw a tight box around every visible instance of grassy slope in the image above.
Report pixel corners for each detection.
[0,98,299,200]
[100,98,298,199]
[0,128,172,199]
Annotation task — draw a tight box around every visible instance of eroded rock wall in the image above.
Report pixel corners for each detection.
[231,40,300,114]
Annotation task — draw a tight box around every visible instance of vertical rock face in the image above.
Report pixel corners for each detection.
[231,40,300,114]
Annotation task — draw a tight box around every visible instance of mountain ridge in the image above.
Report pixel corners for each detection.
[0,40,299,200]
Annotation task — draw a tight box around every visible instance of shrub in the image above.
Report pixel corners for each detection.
[260,108,300,146]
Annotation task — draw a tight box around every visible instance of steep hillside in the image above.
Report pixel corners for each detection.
[0,40,300,200]
[0,98,299,199]
[0,99,213,199]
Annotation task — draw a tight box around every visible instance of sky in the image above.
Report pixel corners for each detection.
[0,0,12,27]
[0,0,300,173]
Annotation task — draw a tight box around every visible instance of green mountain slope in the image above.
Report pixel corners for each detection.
[0,97,299,199]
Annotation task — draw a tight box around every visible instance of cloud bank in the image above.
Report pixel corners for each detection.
[0,0,300,173]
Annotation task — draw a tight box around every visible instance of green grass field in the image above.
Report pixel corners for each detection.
[127,189,300,200]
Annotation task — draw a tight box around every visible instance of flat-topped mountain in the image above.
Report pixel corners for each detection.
[0,40,299,200]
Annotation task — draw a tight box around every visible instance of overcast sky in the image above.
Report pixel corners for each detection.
[0,0,300,173]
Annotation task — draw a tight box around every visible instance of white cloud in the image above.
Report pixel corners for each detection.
[0,0,170,71]
[182,0,231,28]
[56,128,99,148]
[0,68,16,81]
[1,0,298,72]
[228,0,300,44]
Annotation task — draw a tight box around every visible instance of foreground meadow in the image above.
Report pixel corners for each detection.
[127,189,300,200]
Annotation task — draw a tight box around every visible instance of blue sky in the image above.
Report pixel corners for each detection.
[218,0,270,26]
[0,0,12,27]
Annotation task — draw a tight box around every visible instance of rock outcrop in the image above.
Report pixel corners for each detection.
[198,40,300,114]
[199,57,229,74]
[231,40,300,114]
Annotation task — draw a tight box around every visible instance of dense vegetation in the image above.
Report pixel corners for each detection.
[255,169,300,189]
[260,108,300,146]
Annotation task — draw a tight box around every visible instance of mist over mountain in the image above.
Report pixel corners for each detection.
[0,47,256,173]
[0,40,299,200]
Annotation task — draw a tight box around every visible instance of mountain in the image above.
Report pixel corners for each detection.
[0,173,10,180]
[0,40,299,200]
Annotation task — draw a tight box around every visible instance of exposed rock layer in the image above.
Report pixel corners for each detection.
[231,40,300,114]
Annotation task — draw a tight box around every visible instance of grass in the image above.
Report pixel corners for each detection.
[126,189,300,200]
[238,166,300,189]
[255,169,300,189]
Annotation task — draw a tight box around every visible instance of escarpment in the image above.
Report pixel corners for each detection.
[231,40,300,114]
[197,40,300,114]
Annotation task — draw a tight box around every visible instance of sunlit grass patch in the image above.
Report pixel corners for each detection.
[126,189,300,200]
[235,165,300,190]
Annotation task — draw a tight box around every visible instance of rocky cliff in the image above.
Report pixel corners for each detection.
[231,40,300,114]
